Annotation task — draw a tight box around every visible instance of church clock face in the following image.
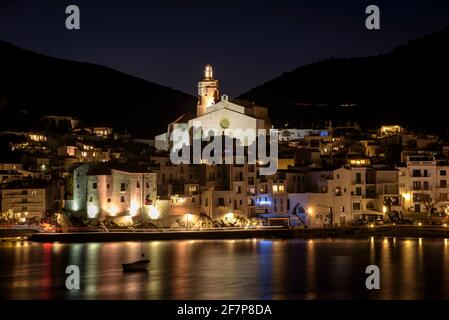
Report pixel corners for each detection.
[220,118,230,129]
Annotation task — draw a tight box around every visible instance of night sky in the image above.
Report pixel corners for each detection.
[1,0,448,96]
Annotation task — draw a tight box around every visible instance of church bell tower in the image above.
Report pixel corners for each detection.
[197,64,219,117]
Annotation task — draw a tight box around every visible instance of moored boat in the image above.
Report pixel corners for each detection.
[122,259,150,272]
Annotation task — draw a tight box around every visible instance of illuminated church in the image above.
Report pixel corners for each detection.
[155,65,271,150]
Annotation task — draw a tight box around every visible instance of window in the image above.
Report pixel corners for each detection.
[356,173,362,184]
[441,180,447,188]
[240,200,243,205]
[107,183,110,189]
[413,181,421,190]
[120,183,126,191]
[272,185,278,194]
[137,181,141,188]
[441,170,447,176]
[120,196,125,203]
[355,187,362,196]
[192,197,195,203]
[188,185,197,194]
[89,196,93,202]
[413,193,421,202]
[414,204,421,212]
[205,198,209,206]
[335,187,341,196]
[424,181,429,190]
[352,202,361,210]
[440,193,448,201]
[107,198,111,203]
[77,184,80,189]
[146,182,150,188]
[92,183,97,189]
[279,185,285,193]
[340,206,345,212]
[413,170,421,177]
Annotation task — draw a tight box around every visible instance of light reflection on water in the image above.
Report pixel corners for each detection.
[0,238,449,299]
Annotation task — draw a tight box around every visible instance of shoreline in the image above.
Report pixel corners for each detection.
[9,225,449,242]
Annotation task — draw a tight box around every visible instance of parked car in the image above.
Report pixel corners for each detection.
[352,219,368,226]
[374,218,384,225]
[396,218,413,225]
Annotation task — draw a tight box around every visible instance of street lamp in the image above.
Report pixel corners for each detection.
[149,205,160,220]
[186,213,192,229]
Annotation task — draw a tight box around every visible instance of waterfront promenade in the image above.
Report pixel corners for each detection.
[9,225,449,242]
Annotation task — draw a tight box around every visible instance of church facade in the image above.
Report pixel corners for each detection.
[155,65,271,150]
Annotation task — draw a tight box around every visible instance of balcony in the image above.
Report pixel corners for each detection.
[412,173,431,177]
[411,186,432,191]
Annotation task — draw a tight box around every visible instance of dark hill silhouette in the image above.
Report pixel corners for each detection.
[239,26,449,134]
[0,41,196,137]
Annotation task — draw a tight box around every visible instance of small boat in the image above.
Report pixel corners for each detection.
[122,257,150,272]
[122,244,150,272]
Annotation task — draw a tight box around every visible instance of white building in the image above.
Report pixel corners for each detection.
[287,162,401,227]
[156,65,271,150]
[0,182,47,221]
[398,153,449,214]
[71,163,157,220]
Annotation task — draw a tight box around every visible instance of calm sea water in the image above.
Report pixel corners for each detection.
[1,238,449,299]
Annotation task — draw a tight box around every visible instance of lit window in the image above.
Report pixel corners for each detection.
[272,185,278,194]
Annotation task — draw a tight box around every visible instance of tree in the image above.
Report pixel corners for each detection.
[416,193,443,222]
[0,209,17,224]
